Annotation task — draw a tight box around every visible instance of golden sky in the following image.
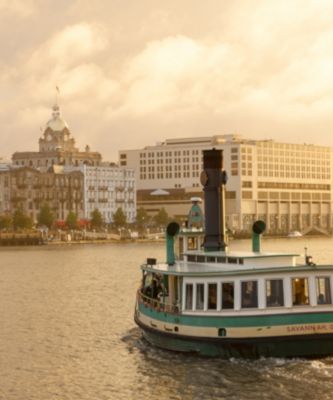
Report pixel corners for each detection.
[1,0,333,161]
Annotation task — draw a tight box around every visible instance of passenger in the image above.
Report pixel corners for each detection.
[318,293,325,304]
[151,279,158,299]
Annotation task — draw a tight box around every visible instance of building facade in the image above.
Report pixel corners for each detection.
[119,135,333,235]
[80,164,136,224]
[0,166,84,221]
[1,103,136,226]
[12,104,102,170]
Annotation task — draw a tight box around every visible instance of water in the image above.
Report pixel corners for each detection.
[1,238,333,400]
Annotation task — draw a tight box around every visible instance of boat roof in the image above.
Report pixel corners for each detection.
[142,261,333,277]
[185,250,300,259]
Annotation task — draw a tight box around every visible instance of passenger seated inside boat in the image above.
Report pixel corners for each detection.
[318,293,325,304]
[292,278,309,306]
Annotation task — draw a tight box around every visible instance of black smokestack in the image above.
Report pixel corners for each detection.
[201,149,227,252]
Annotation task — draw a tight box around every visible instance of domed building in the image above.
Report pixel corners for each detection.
[12,104,102,170]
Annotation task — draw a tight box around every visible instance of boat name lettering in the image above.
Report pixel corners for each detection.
[286,324,333,333]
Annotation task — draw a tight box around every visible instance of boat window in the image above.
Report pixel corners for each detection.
[185,284,193,310]
[239,259,244,265]
[187,237,198,250]
[208,283,218,310]
[241,281,258,308]
[187,255,196,262]
[227,257,238,264]
[216,256,226,263]
[316,277,332,305]
[196,283,205,310]
[292,278,309,306]
[207,256,216,262]
[197,255,205,263]
[222,282,234,309]
[266,279,284,307]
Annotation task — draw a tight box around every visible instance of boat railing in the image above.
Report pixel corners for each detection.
[137,289,180,314]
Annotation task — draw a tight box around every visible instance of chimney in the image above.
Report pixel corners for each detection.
[201,149,227,252]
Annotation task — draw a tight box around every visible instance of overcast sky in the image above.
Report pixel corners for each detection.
[1,0,333,161]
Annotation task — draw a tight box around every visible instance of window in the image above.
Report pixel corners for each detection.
[316,277,332,305]
[241,281,258,308]
[222,282,234,309]
[185,284,193,310]
[196,284,205,310]
[292,278,309,306]
[208,283,217,310]
[266,279,284,307]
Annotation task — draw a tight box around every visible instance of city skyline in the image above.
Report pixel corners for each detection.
[1,0,333,161]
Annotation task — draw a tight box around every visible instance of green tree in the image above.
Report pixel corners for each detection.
[153,208,169,227]
[136,207,149,232]
[112,207,127,229]
[90,208,104,230]
[66,211,78,230]
[37,203,55,229]
[12,209,33,230]
[0,214,12,230]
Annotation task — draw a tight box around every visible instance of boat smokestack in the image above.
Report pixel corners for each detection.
[166,222,180,265]
[252,220,266,252]
[201,149,227,252]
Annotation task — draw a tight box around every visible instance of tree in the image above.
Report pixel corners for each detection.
[12,209,33,230]
[136,207,149,232]
[154,208,169,228]
[37,203,55,229]
[90,208,104,230]
[66,211,78,230]
[112,207,127,229]
[0,214,12,230]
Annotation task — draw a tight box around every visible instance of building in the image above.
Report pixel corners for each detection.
[12,104,102,170]
[0,166,84,221]
[119,134,333,235]
[80,164,136,224]
[2,103,136,225]
[0,162,11,214]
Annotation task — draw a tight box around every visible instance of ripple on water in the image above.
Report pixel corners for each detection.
[1,242,333,400]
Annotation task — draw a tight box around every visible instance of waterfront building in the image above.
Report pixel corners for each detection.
[79,164,136,224]
[119,135,333,234]
[5,103,136,225]
[0,163,11,215]
[0,166,84,221]
[12,104,102,170]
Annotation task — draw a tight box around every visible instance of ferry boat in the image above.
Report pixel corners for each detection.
[134,149,333,358]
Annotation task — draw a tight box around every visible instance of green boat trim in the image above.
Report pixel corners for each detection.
[138,302,333,328]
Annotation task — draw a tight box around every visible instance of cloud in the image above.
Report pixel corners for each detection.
[27,23,108,75]
[0,0,36,17]
[3,0,333,161]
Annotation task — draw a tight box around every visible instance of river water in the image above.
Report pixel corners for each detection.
[1,238,333,400]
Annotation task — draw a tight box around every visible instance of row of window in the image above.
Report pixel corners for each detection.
[184,277,332,311]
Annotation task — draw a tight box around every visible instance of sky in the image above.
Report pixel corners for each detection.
[1,0,333,162]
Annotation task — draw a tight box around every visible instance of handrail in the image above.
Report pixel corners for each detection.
[137,289,180,314]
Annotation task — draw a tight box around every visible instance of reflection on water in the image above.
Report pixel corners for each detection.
[1,239,333,400]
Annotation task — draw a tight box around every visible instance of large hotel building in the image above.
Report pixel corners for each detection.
[119,135,332,235]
